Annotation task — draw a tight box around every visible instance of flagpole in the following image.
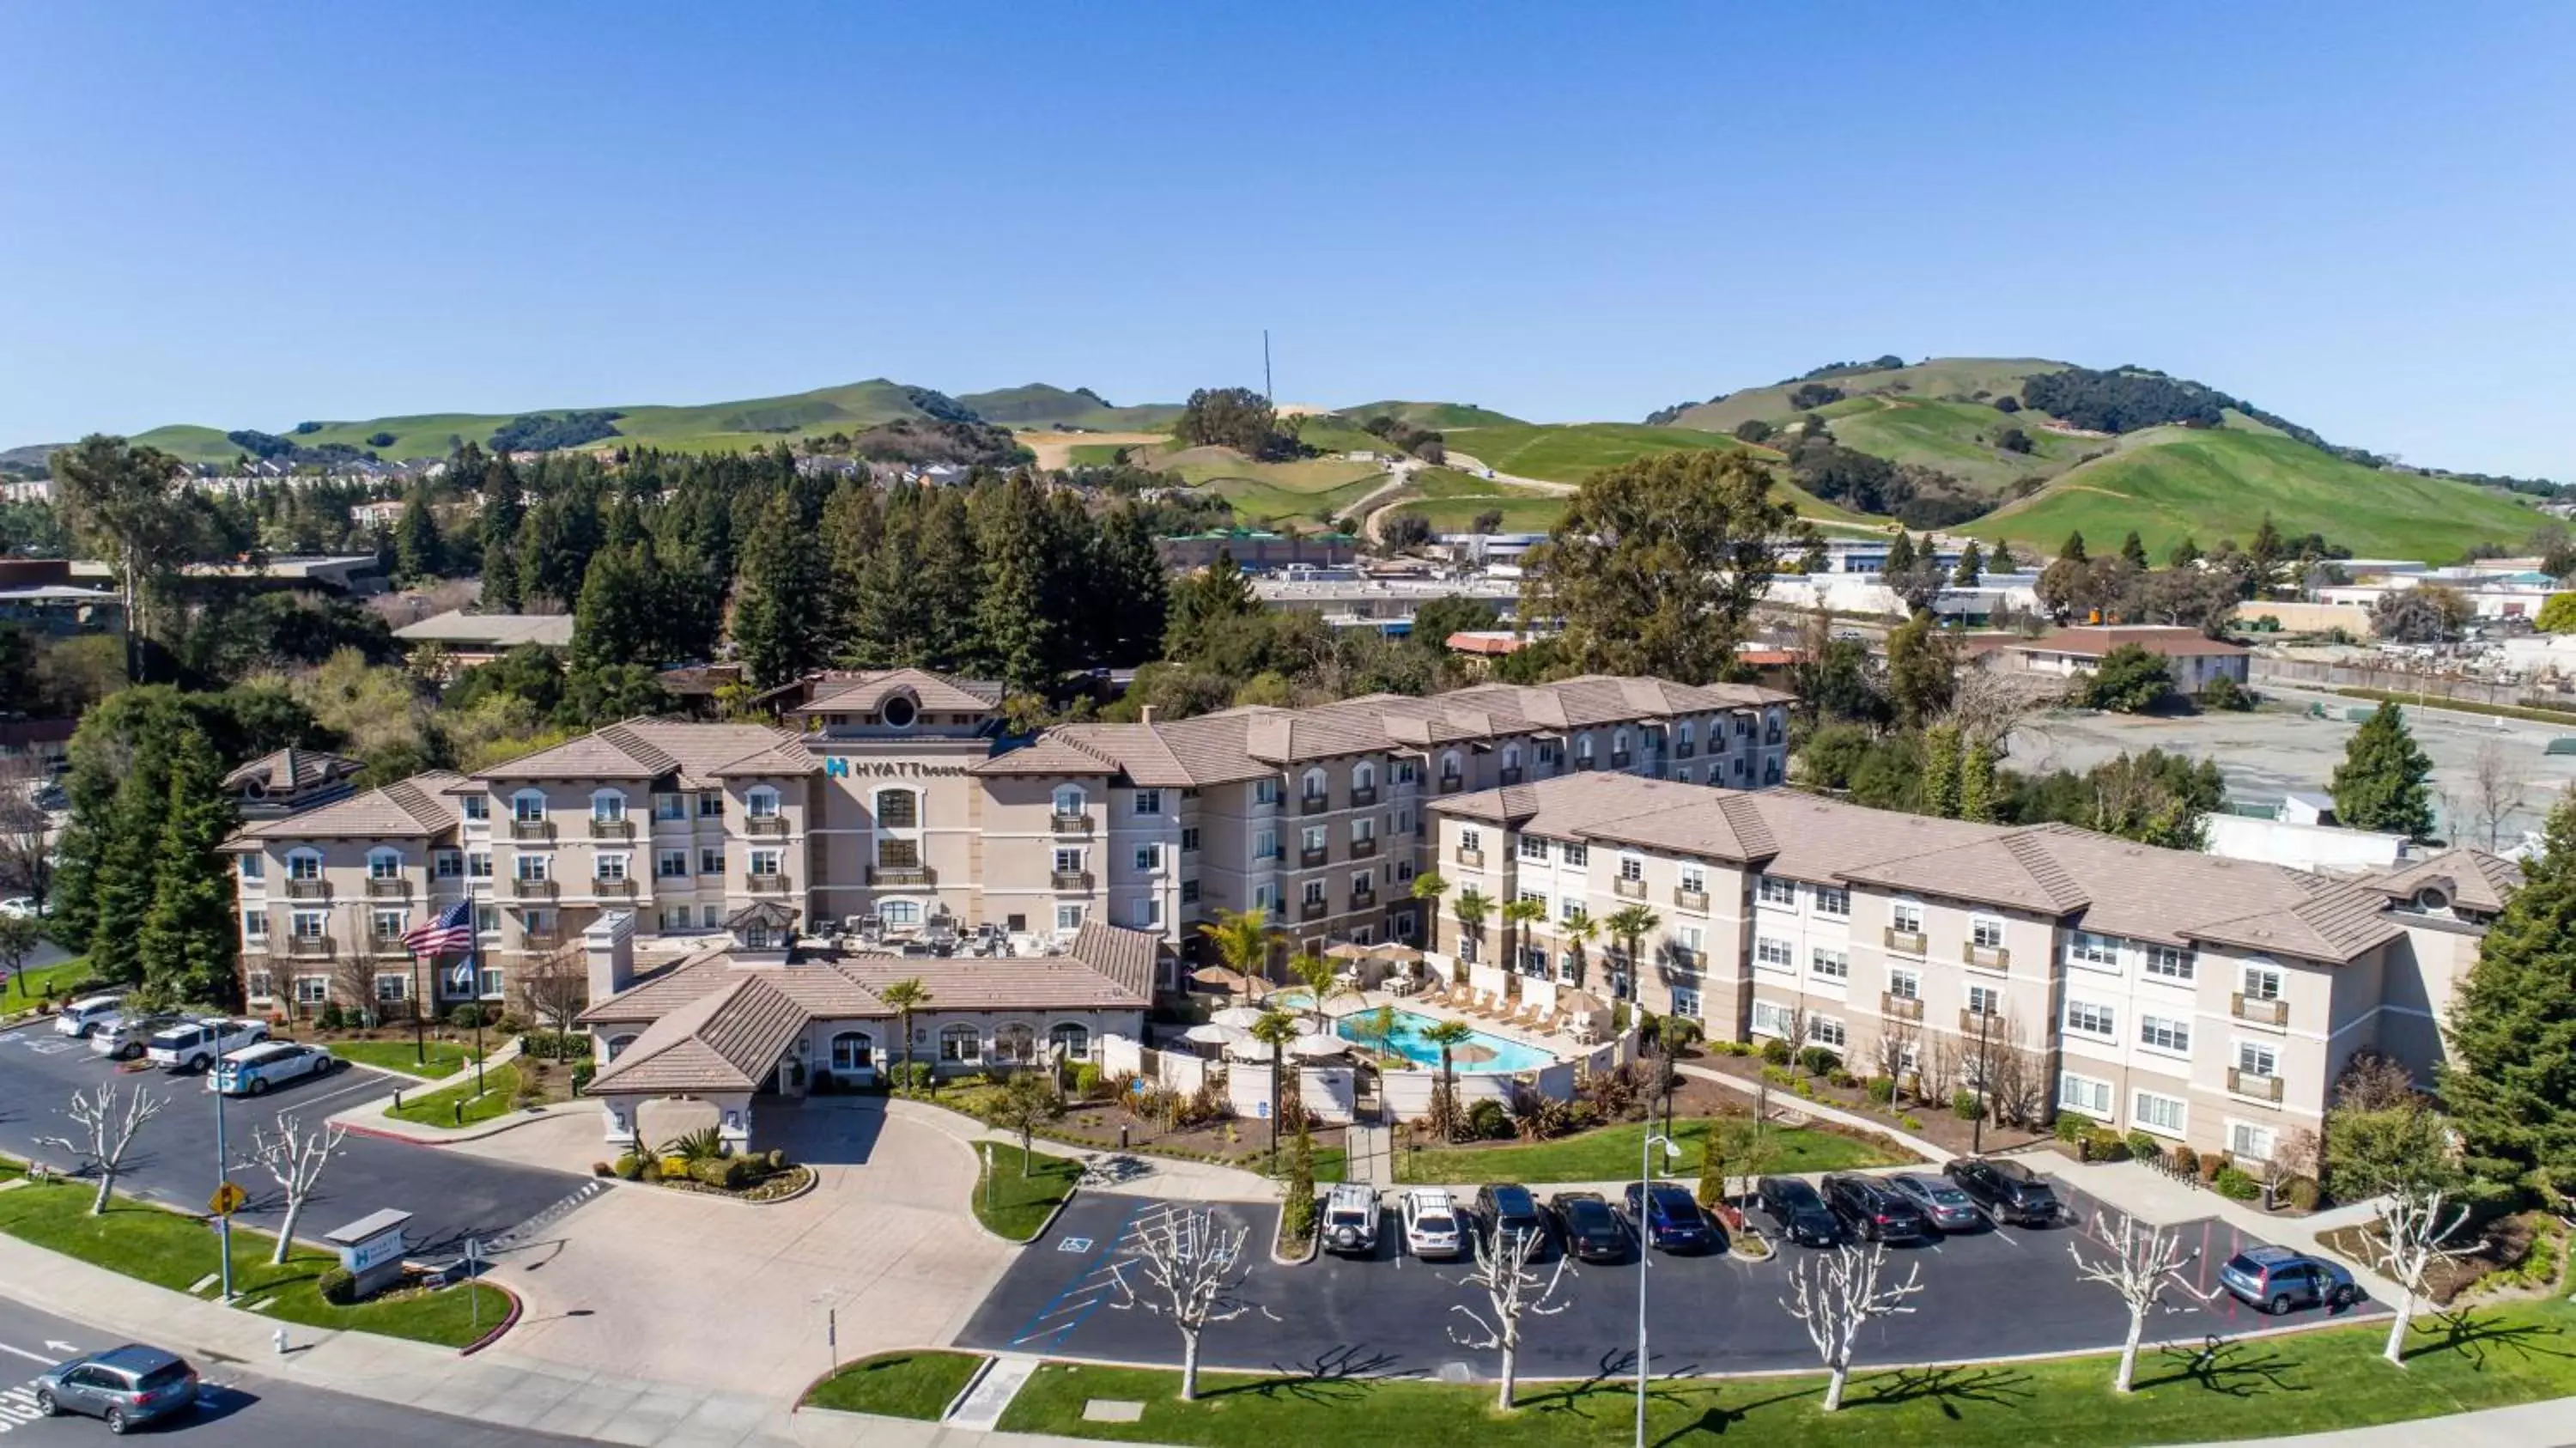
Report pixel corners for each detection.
[470,922,485,1097]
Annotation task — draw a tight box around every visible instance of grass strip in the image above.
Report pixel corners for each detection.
[803,1349,987,1419]
[329,1038,483,1078]
[385,1062,521,1126]
[1401,1117,1903,1185]
[974,1143,1082,1242]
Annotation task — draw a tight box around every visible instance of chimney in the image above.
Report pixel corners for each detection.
[1140,705,1158,726]
[585,910,636,1004]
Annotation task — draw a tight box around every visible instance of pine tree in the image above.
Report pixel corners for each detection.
[392,487,443,583]
[2058,531,2088,563]
[731,491,829,690]
[478,454,525,611]
[972,475,1056,692]
[820,479,884,659]
[1165,550,1257,660]
[88,728,179,987]
[916,486,982,670]
[1989,539,2018,572]
[574,541,665,668]
[1950,540,1984,587]
[2330,702,2434,838]
[1883,531,1916,576]
[2440,797,2576,1194]
[848,489,934,668]
[2168,536,2202,569]
[134,727,240,1007]
[1094,504,1171,666]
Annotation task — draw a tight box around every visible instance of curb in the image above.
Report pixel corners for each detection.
[338,1100,580,1147]
[997,1185,1079,1246]
[456,1280,523,1356]
[627,1163,820,1207]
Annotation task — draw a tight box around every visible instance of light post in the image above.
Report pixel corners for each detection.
[1971,1006,1993,1155]
[1634,1131,1679,1448]
[213,1074,233,1300]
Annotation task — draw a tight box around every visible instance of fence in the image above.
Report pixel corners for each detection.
[2253,656,2576,713]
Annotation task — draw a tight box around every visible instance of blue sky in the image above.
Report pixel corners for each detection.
[3,3,2570,477]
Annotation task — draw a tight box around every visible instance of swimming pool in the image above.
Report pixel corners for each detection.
[1272,994,1557,1074]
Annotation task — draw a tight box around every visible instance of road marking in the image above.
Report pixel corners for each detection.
[281,1075,386,1113]
[0,1344,52,1366]
[1057,1237,1092,1253]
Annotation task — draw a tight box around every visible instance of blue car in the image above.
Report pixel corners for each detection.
[1622,1181,1719,1254]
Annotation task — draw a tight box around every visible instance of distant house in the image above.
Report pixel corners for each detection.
[1157,530,1357,572]
[0,560,120,638]
[2008,624,2251,697]
[392,610,577,672]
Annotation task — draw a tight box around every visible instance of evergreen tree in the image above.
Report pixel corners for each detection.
[392,486,443,583]
[2058,530,2088,563]
[2119,529,2149,569]
[1988,538,2018,572]
[730,491,829,690]
[2330,702,2434,837]
[1958,734,1998,823]
[820,479,884,659]
[1165,550,1258,660]
[1883,530,1916,577]
[915,486,982,669]
[972,475,1057,692]
[516,487,603,607]
[1922,722,1963,819]
[478,453,525,612]
[847,488,935,668]
[88,727,179,987]
[1883,610,1956,731]
[134,727,240,1007]
[574,541,665,668]
[2168,536,2202,569]
[1092,504,1170,666]
[2441,797,2576,1196]
[1950,539,1984,587]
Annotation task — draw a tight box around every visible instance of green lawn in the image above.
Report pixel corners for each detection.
[4,952,95,1007]
[1066,442,1137,466]
[1206,474,1388,526]
[999,1294,2576,1445]
[385,1062,520,1127]
[1441,423,1747,484]
[1400,1117,1903,1185]
[329,1038,483,1078]
[804,1349,987,1419]
[1822,397,2094,494]
[1387,495,1570,534]
[0,1171,508,1347]
[975,1144,1082,1241]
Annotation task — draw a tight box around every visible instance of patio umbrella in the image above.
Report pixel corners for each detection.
[1182,1022,1248,1046]
[1370,944,1425,964]
[1210,1005,1270,1030]
[1450,1043,1498,1066]
[1189,964,1253,993]
[1225,1037,1278,1062]
[1290,1033,1350,1059]
[1322,942,1373,961]
[1562,990,1608,1015]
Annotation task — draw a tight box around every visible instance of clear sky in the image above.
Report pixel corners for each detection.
[3,3,2571,478]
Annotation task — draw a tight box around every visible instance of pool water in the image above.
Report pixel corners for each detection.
[1273,993,1556,1074]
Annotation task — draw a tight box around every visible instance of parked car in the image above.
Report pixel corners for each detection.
[1755,1176,1842,1247]
[144,1017,270,1074]
[1885,1171,1986,1233]
[1320,1183,1380,1256]
[88,1013,184,1062]
[1943,1157,2063,1226]
[52,993,126,1039]
[1822,1173,1932,1244]
[33,1343,199,1433]
[1400,1188,1466,1259]
[1474,1183,1550,1258]
[2220,1245,2360,1315]
[0,895,42,919]
[1622,1181,1718,1253]
[210,1042,339,1096]
[1548,1189,1630,1263]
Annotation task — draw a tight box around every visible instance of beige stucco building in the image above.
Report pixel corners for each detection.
[1430,772,2516,1166]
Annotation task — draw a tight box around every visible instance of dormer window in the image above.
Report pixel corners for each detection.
[2413,885,2451,913]
[286,849,323,881]
[1302,768,1328,801]
[881,692,918,729]
[1352,761,1376,793]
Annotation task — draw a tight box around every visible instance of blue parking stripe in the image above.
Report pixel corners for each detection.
[1006,1198,1148,1348]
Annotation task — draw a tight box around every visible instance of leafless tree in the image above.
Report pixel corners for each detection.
[0,757,51,905]
[1107,1208,1271,1402]
[1446,1215,1576,1409]
[1780,1241,1925,1411]
[2364,1187,2482,1366]
[1965,1010,2038,1124]
[248,1112,348,1263]
[2333,1049,2421,1113]
[2068,1210,2215,1391]
[516,940,588,1033]
[48,1082,167,1214]
[1869,1018,1920,1100]
[332,950,384,1026]
[1933,666,2037,751]
[1917,1031,1960,1104]
[2465,739,2524,852]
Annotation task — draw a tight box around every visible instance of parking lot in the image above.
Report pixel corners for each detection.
[0,1021,592,1256]
[957,1178,2379,1379]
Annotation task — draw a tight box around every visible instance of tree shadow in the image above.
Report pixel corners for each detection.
[1200,1343,1406,1405]
[1507,1354,1814,1444]
[1854,1363,2035,1418]
[2404,1308,2573,1372]
[2131,1335,2311,1397]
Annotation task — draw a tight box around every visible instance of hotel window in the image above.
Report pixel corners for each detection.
[512,791,547,824]
[1671,985,1703,1019]
[591,789,627,822]
[1619,855,1644,883]
[521,908,556,936]
[295,977,328,1006]
[1809,1016,1847,1049]
[658,849,688,878]
[1755,936,1794,970]
[433,849,461,879]
[462,795,489,821]
[1053,784,1086,817]
[238,855,264,881]
[290,910,325,941]
[479,966,504,998]
[881,901,921,926]
[595,854,629,881]
[1133,788,1164,815]
[1535,740,1563,767]
[287,850,323,882]
[1352,761,1376,794]
[372,909,406,942]
[1679,865,1705,895]
[1134,844,1163,872]
[744,788,780,819]
[874,789,916,829]
[245,971,273,1001]
[1561,841,1587,867]
[1459,827,1482,855]
[1055,846,1085,875]
[939,1025,981,1063]
[467,851,492,879]
[1181,826,1200,852]
[701,903,723,928]
[2065,1000,2117,1038]
[2139,1014,2191,1054]
[1809,947,1850,981]
[2144,944,2195,982]
[1673,766,1692,784]
[1303,768,1328,803]
[2059,1073,2112,1117]
[1559,897,1585,922]
[1575,736,1595,765]
[475,904,499,934]
[1814,885,1850,918]
[1675,924,1704,961]
[1352,818,1375,847]
[1891,899,1924,934]
[1886,967,1919,1001]
[1519,834,1548,861]
[1757,874,1797,907]
[1304,879,1327,906]
[1252,884,1278,911]
[1255,777,1281,806]
[1135,898,1163,929]
[697,793,724,818]
[1966,983,2004,1018]
[1351,870,1373,897]
[1181,879,1200,904]
[699,847,724,875]
[375,974,408,1004]
[2066,930,2119,970]
[748,849,782,878]
[2236,1040,2279,1079]
[1751,1000,1790,1037]
[1055,903,1084,932]
[653,793,685,821]
[1301,824,1327,855]
[514,854,550,883]
[1393,759,1419,784]
[2241,963,2282,1001]
[242,910,269,943]
[1254,829,1279,861]
[2133,1091,2187,1137]
[1517,887,1546,909]
[2229,1122,2278,1162]
[367,848,403,879]
[1972,916,2006,950]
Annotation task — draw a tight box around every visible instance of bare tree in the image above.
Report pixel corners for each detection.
[49,1082,167,1214]
[515,940,588,1034]
[247,1112,348,1263]
[0,757,51,906]
[2067,1210,2215,1391]
[1777,1242,1926,1411]
[2363,1187,2481,1366]
[1446,1215,1576,1409]
[1107,1208,1270,1402]
[1917,1030,1960,1104]
[331,949,381,1025]
[1870,1018,1919,1100]
[2466,739,2524,852]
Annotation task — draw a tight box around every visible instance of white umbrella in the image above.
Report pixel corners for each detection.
[1182,1022,1248,1046]
[1210,1006,1270,1030]
[1225,1037,1279,1062]
[1290,1033,1349,1060]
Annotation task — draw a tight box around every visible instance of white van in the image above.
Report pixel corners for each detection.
[209,1042,338,1096]
[52,993,126,1038]
[144,1018,270,1074]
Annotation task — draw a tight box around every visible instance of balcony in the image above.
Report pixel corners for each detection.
[364,877,410,899]
[1050,869,1093,891]
[285,878,331,901]
[1882,992,1924,1022]
[1349,785,1377,808]
[1437,774,1464,794]
[592,876,637,897]
[509,819,554,842]
[1884,927,1927,955]
[1350,836,1378,860]
[1300,897,1330,922]
[1613,877,1649,901]
[1496,767,1523,787]
[745,873,792,894]
[1610,750,1632,770]
[286,935,336,959]
[1959,1007,2001,1036]
[869,864,936,888]
[1300,794,1331,817]
[509,877,558,900]
[1674,742,1696,761]
[1299,847,1330,870]
[1674,887,1709,912]
[1453,846,1485,869]
[1574,756,1597,772]
[1966,942,2010,971]
[1051,812,1092,837]
[1350,888,1377,910]
[2232,993,2288,1027]
[522,932,560,951]
[2227,1067,2285,1103]
[744,816,788,837]
[370,934,412,958]
[588,818,635,840]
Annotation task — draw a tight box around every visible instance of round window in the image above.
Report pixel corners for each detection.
[2414,886,2450,911]
[882,694,918,728]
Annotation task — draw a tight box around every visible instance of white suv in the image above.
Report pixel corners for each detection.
[145,1018,270,1074]
[1400,1187,1465,1259]
[1321,1184,1379,1256]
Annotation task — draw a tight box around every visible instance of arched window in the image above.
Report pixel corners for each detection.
[1576,734,1596,762]
[285,848,324,881]
[829,1031,875,1072]
[939,1024,981,1063]
[744,786,780,819]
[605,1034,637,1062]
[1439,750,1463,782]
[1301,767,1327,802]
[1614,727,1631,755]
[1677,721,1695,749]
[875,788,919,830]
[1052,784,1086,817]
[1048,1023,1091,1062]
[591,788,627,822]
[1352,761,1376,793]
[993,1023,1036,1064]
[1501,744,1522,771]
[511,788,548,823]
[366,847,403,879]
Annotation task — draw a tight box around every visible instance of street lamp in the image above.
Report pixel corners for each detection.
[1971,1006,1993,1155]
[1634,1130,1680,1448]
[213,1069,234,1300]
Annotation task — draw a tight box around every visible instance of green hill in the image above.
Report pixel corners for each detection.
[956,384,1181,431]
[1440,422,1761,484]
[1340,400,1525,429]
[1814,396,2098,495]
[1961,429,2540,563]
[1665,357,2069,435]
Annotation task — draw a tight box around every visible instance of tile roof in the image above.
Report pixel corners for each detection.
[586,974,810,1094]
[222,747,361,794]
[790,669,1005,715]
[392,611,576,648]
[471,720,812,788]
[228,770,465,843]
[2013,625,2249,660]
[2366,849,2526,915]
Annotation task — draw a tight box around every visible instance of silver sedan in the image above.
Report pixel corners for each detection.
[1886,1171,1988,1232]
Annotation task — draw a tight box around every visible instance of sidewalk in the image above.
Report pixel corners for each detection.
[2048,1157,2409,1302]
[329,1039,597,1146]
[1678,1062,1952,1162]
[886,1097,1279,1204]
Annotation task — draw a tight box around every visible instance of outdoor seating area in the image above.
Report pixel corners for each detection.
[835,910,1034,958]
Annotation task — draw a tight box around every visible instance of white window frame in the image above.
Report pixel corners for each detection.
[2138,1013,2192,1056]
[1890,898,1924,934]
[511,789,548,824]
[1814,885,1850,918]
[1971,915,2005,950]
[744,787,781,820]
[1754,936,1795,971]
[2144,943,2195,982]
[2241,962,2283,1002]
[2133,1090,2188,1139]
[2066,929,2120,971]
[590,789,628,823]
[1133,788,1164,816]
[2064,998,2117,1039]
[1808,947,1850,982]
[1757,874,1797,908]
[1808,1016,1847,1049]
[2058,1071,2112,1117]
[1886,966,1919,1001]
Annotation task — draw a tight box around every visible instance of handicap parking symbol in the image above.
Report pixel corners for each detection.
[1057,1237,1093,1253]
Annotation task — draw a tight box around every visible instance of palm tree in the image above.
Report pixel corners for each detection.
[1501,897,1547,985]
[1453,886,1492,964]
[1562,909,1601,989]
[1606,903,1661,1001]
[878,976,931,1095]
[1290,951,1345,1031]
[1249,1007,1303,1171]
[1197,906,1278,1000]
[1408,870,1449,953]
[1422,1019,1474,1142]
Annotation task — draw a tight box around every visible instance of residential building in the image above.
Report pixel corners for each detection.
[392,610,578,671]
[2008,624,2251,697]
[222,747,365,821]
[1430,770,2518,1165]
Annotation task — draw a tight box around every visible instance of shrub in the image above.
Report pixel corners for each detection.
[1467,1098,1511,1140]
[1759,1064,1795,1088]
[570,1062,595,1094]
[1826,1068,1856,1090]
[448,1003,487,1031]
[892,1062,935,1094]
[1795,1046,1842,1078]
[2055,1112,2093,1144]
[317,1267,358,1305]
[2084,1128,2129,1163]
[519,1031,588,1060]
[2198,1151,2227,1184]
[692,1156,756,1189]
[1863,1076,1896,1104]
[1899,1114,1924,1130]
[2201,674,2253,711]
[1072,1062,1103,1098]
[611,1153,641,1180]
[2125,1129,2163,1164]
[766,1147,787,1171]
[1951,1089,1984,1121]
[2169,1145,2200,1178]
[637,1156,661,1182]
[2283,1175,2323,1212]
[491,1013,526,1036]
[317,1001,344,1031]
[658,1154,691,1178]
[1759,1037,1792,1067]
[2212,1165,2260,1201]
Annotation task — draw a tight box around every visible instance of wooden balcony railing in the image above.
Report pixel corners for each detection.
[1882,992,1924,1022]
[2232,994,2288,1027]
[1884,927,1926,955]
[2227,1067,2285,1103]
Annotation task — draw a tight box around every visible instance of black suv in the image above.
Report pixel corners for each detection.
[1549,1189,1630,1263]
[1821,1173,1930,1244]
[1943,1157,2063,1226]
[1475,1183,1551,1259]
[1754,1176,1842,1248]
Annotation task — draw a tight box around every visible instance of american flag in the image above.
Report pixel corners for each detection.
[402,900,475,958]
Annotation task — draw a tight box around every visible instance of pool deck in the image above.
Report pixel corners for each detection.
[1293,984,1598,1074]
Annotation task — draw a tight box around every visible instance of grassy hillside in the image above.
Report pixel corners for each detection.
[957,384,1180,431]
[1340,400,1524,429]
[1819,396,2099,494]
[1668,357,2069,434]
[1380,464,1873,538]
[1440,422,1759,484]
[1142,444,1388,527]
[1962,429,2540,563]
[127,425,247,465]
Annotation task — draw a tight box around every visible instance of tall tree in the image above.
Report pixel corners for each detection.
[572,541,665,668]
[392,486,443,583]
[1521,450,1813,684]
[2330,702,2434,838]
[1883,611,1956,730]
[1164,550,1259,661]
[2168,536,2202,569]
[1092,504,1171,666]
[477,452,526,611]
[48,435,204,680]
[133,726,241,1007]
[2118,530,2149,568]
[1950,540,1984,587]
[730,491,829,690]
[820,478,884,659]
[2441,797,2576,1196]
[972,475,1057,692]
[2057,531,2088,563]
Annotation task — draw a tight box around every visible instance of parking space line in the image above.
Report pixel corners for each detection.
[1006,1199,1149,1348]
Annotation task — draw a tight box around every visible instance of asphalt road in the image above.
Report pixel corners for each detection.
[0,1294,587,1445]
[0,1022,588,1256]
[958,1180,2379,1380]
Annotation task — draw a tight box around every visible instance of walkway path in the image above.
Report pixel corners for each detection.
[1676,1062,1952,1163]
[885,1096,1279,1204]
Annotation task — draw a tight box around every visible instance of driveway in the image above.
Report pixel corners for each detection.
[0,1021,591,1256]
[482,1098,1012,1398]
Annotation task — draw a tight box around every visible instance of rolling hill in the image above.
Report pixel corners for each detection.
[955,384,1181,431]
[1440,422,1765,484]
[1664,357,2068,435]
[1339,400,1524,429]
